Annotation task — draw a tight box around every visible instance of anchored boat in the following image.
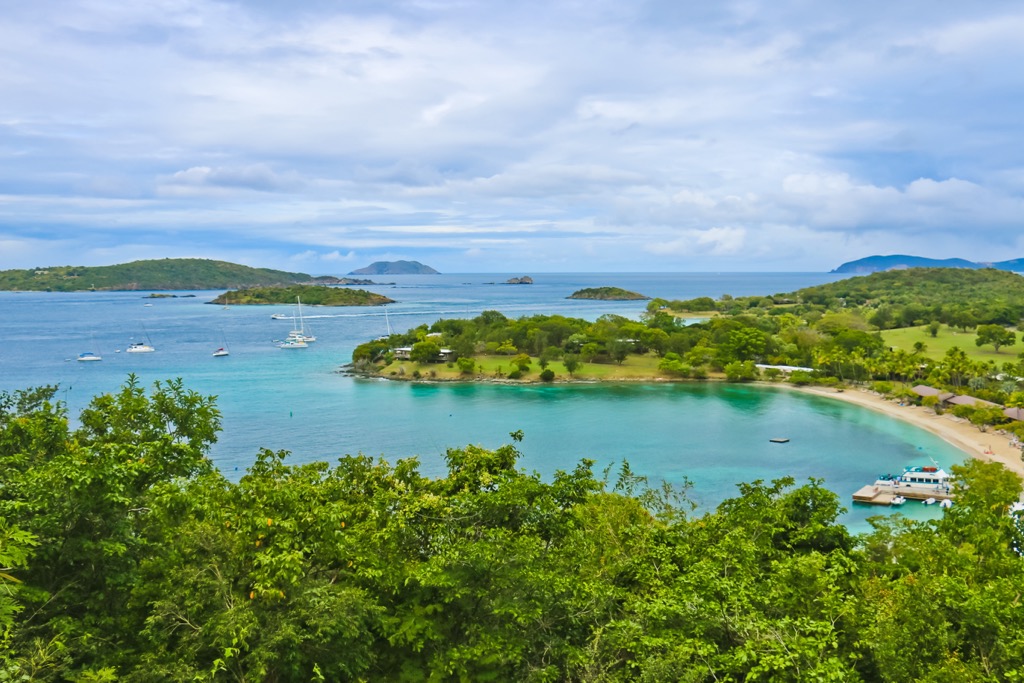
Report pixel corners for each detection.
[852,464,954,506]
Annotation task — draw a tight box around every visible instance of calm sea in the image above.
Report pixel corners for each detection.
[0,272,963,532]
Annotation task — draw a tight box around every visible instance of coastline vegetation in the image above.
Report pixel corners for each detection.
[2,378,1024,679]
[352,268,1024,439]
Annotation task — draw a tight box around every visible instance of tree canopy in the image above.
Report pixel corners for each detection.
[3,379,1024,680]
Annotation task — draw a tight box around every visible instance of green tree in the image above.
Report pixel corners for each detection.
[410,340,441,363]
[456,357,476,375]
[563,354,581,376]
[976,324,1016,352]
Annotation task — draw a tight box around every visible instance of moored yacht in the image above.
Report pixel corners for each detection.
[853,464,954,505]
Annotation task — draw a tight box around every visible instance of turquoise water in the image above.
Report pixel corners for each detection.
[0,272,963,532]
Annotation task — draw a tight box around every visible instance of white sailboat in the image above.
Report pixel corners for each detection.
[127,323,156,353]
[213,329,230,357]
[286,296,316,343]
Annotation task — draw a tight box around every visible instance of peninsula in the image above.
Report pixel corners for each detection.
[209,284,394,306]
[348,267,1024,474]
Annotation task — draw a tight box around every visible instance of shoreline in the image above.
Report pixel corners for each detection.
[351,368,1024,477]
[792,385,1024,478]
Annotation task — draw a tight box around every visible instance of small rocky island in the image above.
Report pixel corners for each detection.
[567,286,649,301]
[209,284,394,306]
[505,276,533,284]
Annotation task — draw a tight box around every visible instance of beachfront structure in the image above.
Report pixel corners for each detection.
[910,385,956,403]
[946,395,1001,409]
[755,364,813,375]
[392,346,453,362]
[1004,407,1024,421]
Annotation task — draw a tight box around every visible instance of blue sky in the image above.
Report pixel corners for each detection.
[2,1,1024,273]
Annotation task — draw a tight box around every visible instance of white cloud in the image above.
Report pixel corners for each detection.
[646,227,747,257]
[1,1,1023,271]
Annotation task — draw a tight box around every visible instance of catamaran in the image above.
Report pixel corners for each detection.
[286,296,316,343]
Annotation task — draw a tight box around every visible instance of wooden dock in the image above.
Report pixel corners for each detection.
[852,484,954,505]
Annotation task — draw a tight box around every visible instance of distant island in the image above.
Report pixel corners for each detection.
[349,260,439,275]
[567,286,649,300]
[505,276,533,284]
[0,258,321,291]
[209,284,394,306]
[832,255,1024,274]
[314,276,388,286]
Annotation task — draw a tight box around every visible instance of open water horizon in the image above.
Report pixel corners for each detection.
[0,272,964,532]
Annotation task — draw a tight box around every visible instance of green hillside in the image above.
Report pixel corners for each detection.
[793,267,1024,308]
[210,284,394,306]
[0,258,315,291]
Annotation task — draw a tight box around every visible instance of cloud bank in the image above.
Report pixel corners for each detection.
[2,0,1023,272]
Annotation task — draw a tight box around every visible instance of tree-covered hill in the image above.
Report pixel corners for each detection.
[0,258,316,291]
[210,284,395,306]
[794,267,1024,308]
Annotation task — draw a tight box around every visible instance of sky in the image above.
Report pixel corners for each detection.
[2,0,1024,274]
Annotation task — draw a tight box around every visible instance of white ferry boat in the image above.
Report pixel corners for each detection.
[853,464,954,505]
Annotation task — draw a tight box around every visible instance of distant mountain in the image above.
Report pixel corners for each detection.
[349,260,439,275]
[832,255,1024,274]
[0,258,317,291]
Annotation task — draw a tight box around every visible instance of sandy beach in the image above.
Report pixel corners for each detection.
[795,385,1024,478]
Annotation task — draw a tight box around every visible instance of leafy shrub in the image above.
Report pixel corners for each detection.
[540,368,555,382]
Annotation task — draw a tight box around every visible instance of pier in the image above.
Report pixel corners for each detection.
[852,484,954,505]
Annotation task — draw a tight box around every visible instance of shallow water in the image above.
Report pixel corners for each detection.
[0,272,959,532]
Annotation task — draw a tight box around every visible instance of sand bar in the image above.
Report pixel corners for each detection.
[794,385,1024,478]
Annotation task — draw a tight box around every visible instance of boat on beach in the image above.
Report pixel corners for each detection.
[852,464,954,506]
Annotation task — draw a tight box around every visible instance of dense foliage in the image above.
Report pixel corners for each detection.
[210,284,394,306]
[3,380,1024,680]
[0,258,315,292]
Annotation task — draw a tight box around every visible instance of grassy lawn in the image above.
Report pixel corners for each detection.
[880,324,1019,364]
[380,353,674,382]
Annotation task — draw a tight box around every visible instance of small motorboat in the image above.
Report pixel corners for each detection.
[924,497,937,505]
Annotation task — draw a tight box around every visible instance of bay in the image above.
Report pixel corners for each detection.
[0,272,963,532]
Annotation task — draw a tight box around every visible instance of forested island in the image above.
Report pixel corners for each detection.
[567,286,649,300]
[0,258,323,291]
[352,268,1024,440]
[2,378,1023,679]
[209,284,394,306]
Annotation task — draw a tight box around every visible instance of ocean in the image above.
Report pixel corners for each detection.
[0,272,964,532]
